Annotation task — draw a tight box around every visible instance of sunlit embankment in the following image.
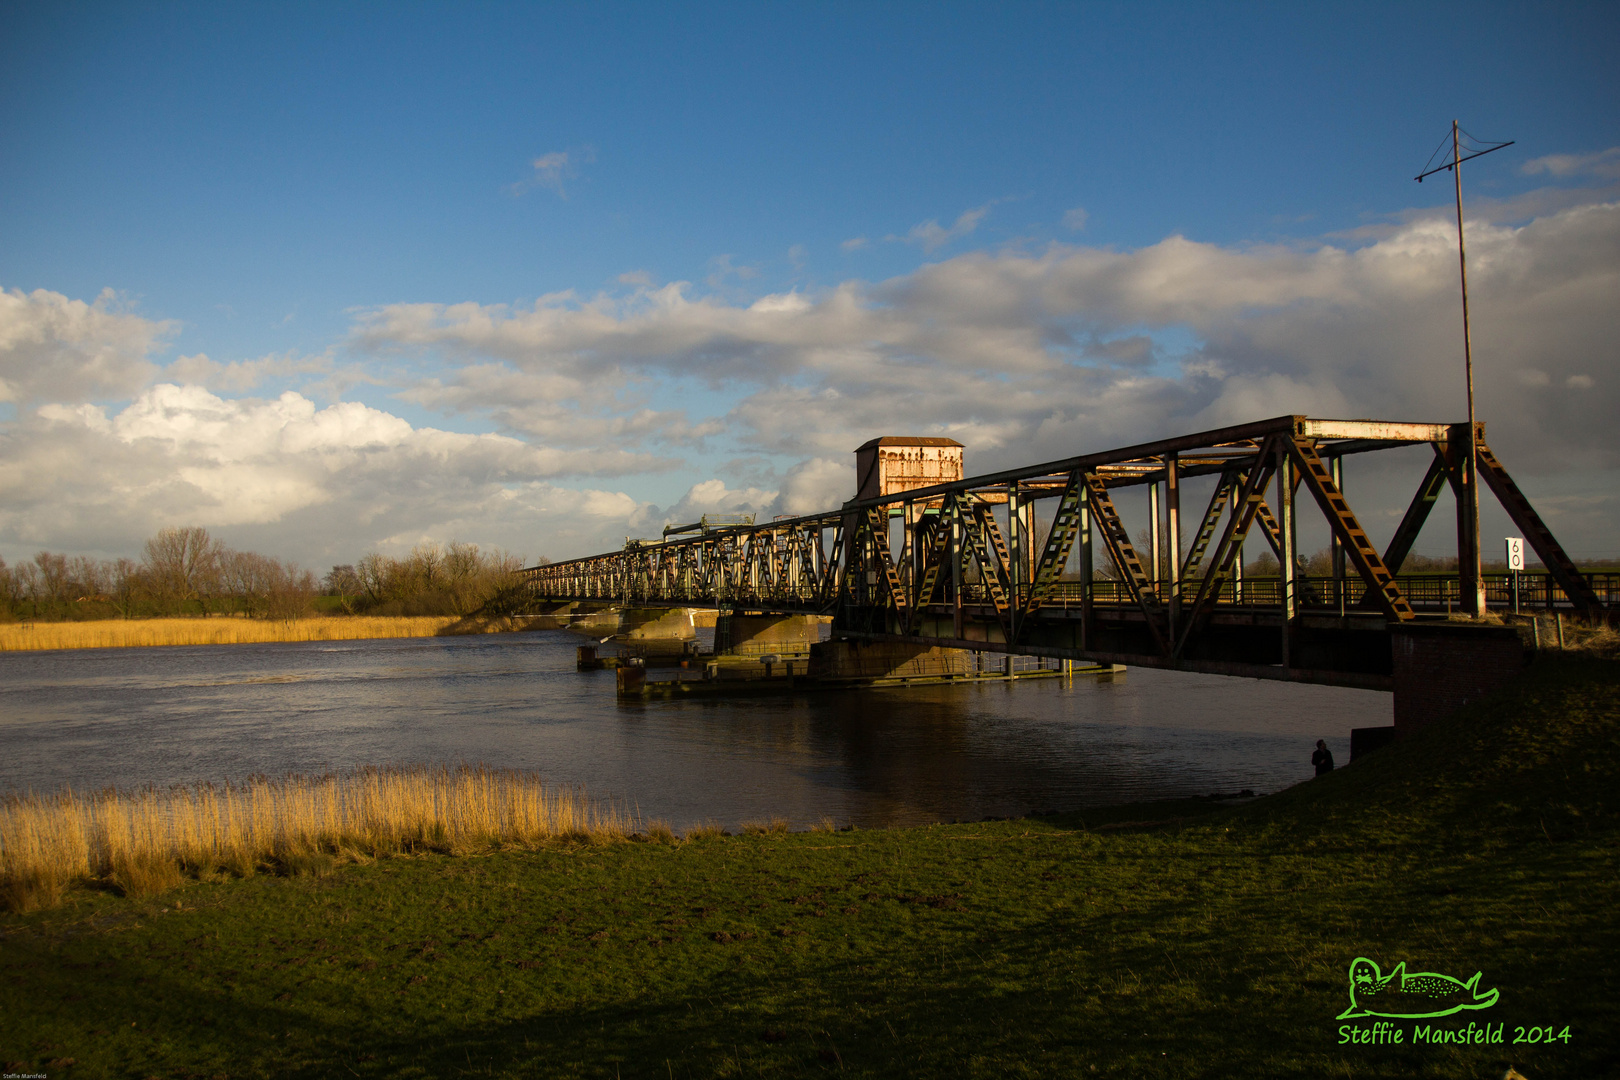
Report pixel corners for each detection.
[0,766,633,912]
[0,615,535,652]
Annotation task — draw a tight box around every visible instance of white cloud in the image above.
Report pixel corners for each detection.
[889,203,992,252]
[0,287,172,404]
[706,254,761,288]
[165,351,333,393]
[353,200,1620,475]
[1062,207,1089,231]
[1521,147,1620,181]
[9,184,1619,564]
[773,457,853,517]
[346,194,1620,553]
[662,477,777,529]
[841,236,869,252]
[0,385,664,564]
[508,147,597,198]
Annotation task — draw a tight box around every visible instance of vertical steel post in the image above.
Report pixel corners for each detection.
[903,500,915,598]
[1078,483,1092,650]
[951,510,963,640]
[1165,452,1181,642]
[1452,423,1484,619]
[1331,455,1345,616]
[1007,483,1022,608]
[1023,494,1036,599]
[1235,539,1244,605]
[1148,481,1161,595]
[1278,443,1296,667]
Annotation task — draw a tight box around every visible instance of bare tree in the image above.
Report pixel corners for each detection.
[66,555,110,599]
[143,526,223,614]
[32,552,70,604]
[108,557,143,619]
[0,558,18,615]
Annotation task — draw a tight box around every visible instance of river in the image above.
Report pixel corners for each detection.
[0,630,1387,829]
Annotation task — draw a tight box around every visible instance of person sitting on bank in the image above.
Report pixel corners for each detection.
[1312,739,1335,776]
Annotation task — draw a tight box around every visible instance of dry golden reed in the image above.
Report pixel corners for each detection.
[0,616,524,652]
[0,766,634,911]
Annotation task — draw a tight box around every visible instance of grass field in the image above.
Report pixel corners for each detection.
[0,658,1615,1077]
[0,614,537,652]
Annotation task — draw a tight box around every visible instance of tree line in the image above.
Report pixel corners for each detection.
[322,543,534,617]
[0,527,537,622]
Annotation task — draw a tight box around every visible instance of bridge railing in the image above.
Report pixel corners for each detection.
[1014,571,1619,612]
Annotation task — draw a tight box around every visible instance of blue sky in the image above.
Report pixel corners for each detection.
[2,2,1617,566]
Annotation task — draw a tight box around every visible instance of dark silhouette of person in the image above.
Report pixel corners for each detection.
[1312,739,1335,776]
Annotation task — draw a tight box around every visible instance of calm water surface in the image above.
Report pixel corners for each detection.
[0,631,1389,828]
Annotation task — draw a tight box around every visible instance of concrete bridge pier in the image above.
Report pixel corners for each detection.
[524,601,619,631]
[620,607,700,642]
[715,613,828,657]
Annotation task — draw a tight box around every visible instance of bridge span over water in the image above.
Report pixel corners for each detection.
[521,415,1611,702]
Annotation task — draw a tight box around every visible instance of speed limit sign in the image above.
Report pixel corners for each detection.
[1505,537,1525,571]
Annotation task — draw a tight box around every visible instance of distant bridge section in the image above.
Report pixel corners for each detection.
[521,415,1611,691]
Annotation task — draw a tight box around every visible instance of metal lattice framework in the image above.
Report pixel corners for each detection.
[522,415,1608,679]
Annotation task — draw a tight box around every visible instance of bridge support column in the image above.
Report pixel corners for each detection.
[716,613,826,656]
[620,608,699,643]
[1390,622,1526,734]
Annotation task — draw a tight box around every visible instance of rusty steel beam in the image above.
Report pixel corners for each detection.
[1476,441,1603,614]
[1285,437,1414,622]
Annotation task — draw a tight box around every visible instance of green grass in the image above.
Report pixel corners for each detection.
[2,658,1616,1078]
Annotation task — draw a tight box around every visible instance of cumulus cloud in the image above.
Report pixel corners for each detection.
[661,477,777,528]
[165,351,333,393]
[9,186,1618,563]
[0,287,173,404]
[354,199,1618,469]
[341,194,1618,553]
[0,385,665,563]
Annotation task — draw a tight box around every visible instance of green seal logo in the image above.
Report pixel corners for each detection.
[1337,957,1500,1020]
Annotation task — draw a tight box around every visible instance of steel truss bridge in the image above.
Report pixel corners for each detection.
[521,415,1610,690]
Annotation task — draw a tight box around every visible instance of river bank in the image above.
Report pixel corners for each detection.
[0,656,1613,1077]
[0,613,545,652]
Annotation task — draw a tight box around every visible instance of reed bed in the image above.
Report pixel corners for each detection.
[0,615,487,652]
[0,766,635,912]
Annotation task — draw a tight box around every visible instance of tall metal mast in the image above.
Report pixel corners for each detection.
[1416,122,1513,617]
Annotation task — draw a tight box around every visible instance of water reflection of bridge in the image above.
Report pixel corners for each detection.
[522,415,1610,699]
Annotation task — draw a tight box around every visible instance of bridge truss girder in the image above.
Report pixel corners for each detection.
[521,414,1607,685]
